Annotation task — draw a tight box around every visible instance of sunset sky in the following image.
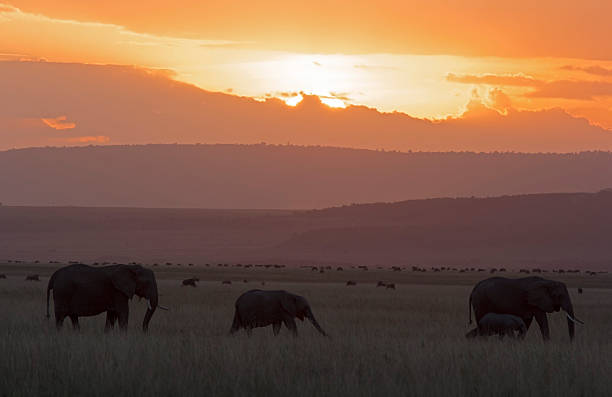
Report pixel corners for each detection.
[1,1,612,151]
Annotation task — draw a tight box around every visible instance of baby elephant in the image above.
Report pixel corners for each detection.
[466,313,527,339]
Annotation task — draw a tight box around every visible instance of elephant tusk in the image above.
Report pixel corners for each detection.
[158,305,169,311]
[147,300,152,310]
[566,313,584,325]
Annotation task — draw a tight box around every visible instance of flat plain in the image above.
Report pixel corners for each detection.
[1,262,610,396]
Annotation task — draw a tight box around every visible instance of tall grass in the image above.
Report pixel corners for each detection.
[1,272,610,396]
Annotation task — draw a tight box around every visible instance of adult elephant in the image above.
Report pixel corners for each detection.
[229,290,328,337]
[47,264,161,332]
[468,277,583,341]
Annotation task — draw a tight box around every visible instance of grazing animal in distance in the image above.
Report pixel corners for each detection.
[466,313,527,339]
[229,290,327,337]
[182,278,198,287]
[222,280,232,285]
[0,274,6,279]
[577,288,583,294]
[386,283,396,290]
[376,281,386,287]
[25,274,40,281]
[346,281,357,286]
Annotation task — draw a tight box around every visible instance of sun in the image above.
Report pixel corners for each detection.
[283,93,347,108]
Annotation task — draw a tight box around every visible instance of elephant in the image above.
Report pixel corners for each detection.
[229,290,327,337]
[465,313,527,339]
[346,281,357,286]
[468,277,583,341]
[386,283,396,290]
[376,281,386,287]
[0,274,6,279]
[46,264,163,332]
[26,274,40,281]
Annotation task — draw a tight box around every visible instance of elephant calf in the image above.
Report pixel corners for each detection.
[466,313,527,339]
[230,289,327,337]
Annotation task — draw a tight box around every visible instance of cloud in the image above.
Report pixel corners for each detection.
[488,88,513,113]
[448,72,612,100]
[561,65,612,77]
[2,61,612,153]
[526,80,612,100]
[446,73,541,87]
[64,136,110,143]
[41,116,76,130]
[329,92,351,101]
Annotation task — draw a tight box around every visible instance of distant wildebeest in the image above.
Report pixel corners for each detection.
[336,267,343,271]
[311,267,318,272]
[577,288,583,294]
[386,283,396,290]
[466,313,527,339]
[25,274,40,281]
[243,279,248,283]
[0,274,6,279]
[182,278,198,287]
[222,280,232,285]
[376,281,386,287]
[346,281,357,286]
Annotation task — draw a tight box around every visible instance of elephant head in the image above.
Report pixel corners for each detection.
[111,265,159,332]
[281,294,327,336]
[526,279,582,340]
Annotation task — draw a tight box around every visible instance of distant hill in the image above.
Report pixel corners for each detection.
[2,144,612,209]
[1,191,611,269]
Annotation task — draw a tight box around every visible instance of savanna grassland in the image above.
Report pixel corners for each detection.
[1,262,611,397]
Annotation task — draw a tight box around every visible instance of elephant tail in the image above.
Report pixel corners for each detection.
[229,309,242,334]
[46,273,55,319]
[468,294,473,325]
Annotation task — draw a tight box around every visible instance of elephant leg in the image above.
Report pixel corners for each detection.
[105,311,117,333]
[283,318,298,337]
[114,299,129,331]
[69,315,80,330]
[272,322,281,336]
[465,328,478,338]
[534,312,550,340]
[55,313,67,331]
[524,316,534,330]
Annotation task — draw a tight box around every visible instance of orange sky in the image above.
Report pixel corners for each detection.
[1,1,612,151]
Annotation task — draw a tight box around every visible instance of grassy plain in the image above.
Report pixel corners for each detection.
[0,262,610,396]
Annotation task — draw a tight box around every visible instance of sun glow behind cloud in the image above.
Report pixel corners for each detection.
[1,2,612,130]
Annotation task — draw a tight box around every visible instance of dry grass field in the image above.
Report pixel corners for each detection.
[1,262,610,396]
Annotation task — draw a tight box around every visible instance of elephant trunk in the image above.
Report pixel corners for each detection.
[142,283,158,332]
[562,299,576,341]
[306,308,328,337]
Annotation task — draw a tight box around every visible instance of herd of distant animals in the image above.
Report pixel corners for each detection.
[0,259,596,339]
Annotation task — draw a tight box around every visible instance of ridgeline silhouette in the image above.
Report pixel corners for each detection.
[2,144,612,208]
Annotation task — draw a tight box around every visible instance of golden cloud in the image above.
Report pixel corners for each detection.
[64,136,110,143]
[41,115,76,130]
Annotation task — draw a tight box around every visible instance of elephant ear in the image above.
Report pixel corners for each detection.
[526,282,555,312]
[280,294,297,317]
[111,268,136,299]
